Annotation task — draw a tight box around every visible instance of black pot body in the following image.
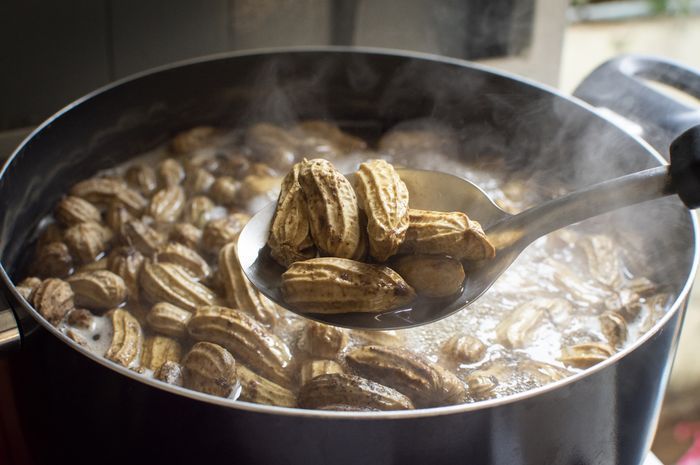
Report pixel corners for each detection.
[1,49,696,465]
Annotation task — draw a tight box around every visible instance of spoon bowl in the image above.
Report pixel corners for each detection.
[238,125,699,329]
[237,169,507,330]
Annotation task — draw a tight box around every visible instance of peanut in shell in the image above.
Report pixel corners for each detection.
[389,254,465,298]
[218,242,279,325]
[140,261,219,312]
[105,308,143,367]
[298,159,364,260]
[281,257,415,314]
[354,159,409,262]
[267,162,316,267]
[67,270,128,311]
[182,341,237,398]
[237,364,295,407]
[298,373,414,411]
[187,305,292,386]
[55,196,101,227]
[146,302,192,338]
[345,345,467,408]
[32,278,74,325]
[399,209,495,261]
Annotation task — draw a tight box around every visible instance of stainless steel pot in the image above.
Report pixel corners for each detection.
[1,48,699,465]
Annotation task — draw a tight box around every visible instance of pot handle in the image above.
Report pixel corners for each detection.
[574,54,700,159]
[0,293,21,354]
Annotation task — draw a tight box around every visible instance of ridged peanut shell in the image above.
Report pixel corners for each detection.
[157,158,185,187]
[210,176,240,206]
[237,364,295,407]
[66,308,94,330]
[560,342,615,369]
[171,126,216,154]
[34,241,73,278]
[267,162,316,267]
[389,254,465,298]
[182,341,237,398]
[121,219,166,256]
[441,334,486,365]
[345,345,467,407]
[76,257,108,274]
[55,196,101,227]
[399,209,495,260]
[141,335,183,371]
[68,270,127,310]
[64,221,112,264]
[201,213,249,254]
[105,308,143,367]
[125,164,158,196]
[350,329,405,347]
[299,359,344,386]
[236,175,281,204]
[156,241,211,280]
[298,159,363,259]
[184,150,220,174]
[579,234,624,288]
[169,222,202,250]
[184,168,215,196]
[70,178,146,214]
[107,246,144,300]
[294,120,367,153]
[245,123,298,171]
[495,298,571,349]
[16,277,42,302]
[281,257,415,313]
[298,373,413,411]
[187,305,291,386]
[182,195,215,229]
[297,321,348,358]
[146,302,192,338]
[140,261,219,312]
[32,278,74,325]
[600,310,628,347]
[149,185,185,223]
[218,154,251,178]
[65,329,88,346]
[218,243,278,325]
[354,159,409,261]
[105,204,135,233]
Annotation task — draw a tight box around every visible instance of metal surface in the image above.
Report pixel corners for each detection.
[0,48,697,465]
[240,165,676,329]
[575,54,700,158]
[0,303,20,353]
[0,287,20,353]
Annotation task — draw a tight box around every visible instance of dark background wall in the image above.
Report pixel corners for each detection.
[0,0,532,131]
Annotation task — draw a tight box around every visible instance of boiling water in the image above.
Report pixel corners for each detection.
[33,124,668,405]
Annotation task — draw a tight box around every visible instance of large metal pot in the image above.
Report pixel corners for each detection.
[1,48,699,465]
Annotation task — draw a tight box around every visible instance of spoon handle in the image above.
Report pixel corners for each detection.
[670,125,700,209]
[487,165,673,249]
[489,126,700,250]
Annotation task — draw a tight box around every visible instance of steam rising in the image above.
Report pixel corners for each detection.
[233,51,692,291]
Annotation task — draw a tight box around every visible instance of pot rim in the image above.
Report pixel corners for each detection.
[2,45,698,420]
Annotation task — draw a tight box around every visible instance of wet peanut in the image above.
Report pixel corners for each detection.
[390,254,465,298]
[282,257,416,314]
